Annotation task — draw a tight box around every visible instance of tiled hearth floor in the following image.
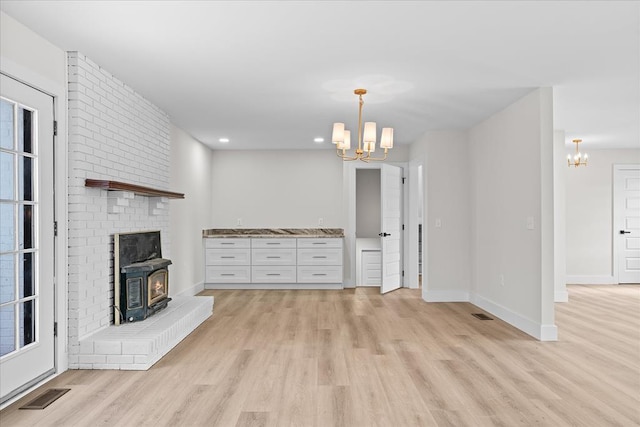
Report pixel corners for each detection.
[76,295,213,370]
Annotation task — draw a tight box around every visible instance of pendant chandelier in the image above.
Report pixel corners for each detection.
[332,89,393,162]
[567,139,588,167]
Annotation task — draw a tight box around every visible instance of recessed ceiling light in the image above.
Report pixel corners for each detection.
[219,138,230,143]
[314,137,324,143]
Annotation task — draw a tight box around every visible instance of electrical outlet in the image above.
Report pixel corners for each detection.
[318,217,324,226]
[435,218,442,228]
[237,218,242,226]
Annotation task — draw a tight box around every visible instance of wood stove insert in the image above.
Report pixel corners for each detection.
[114,231,172,324]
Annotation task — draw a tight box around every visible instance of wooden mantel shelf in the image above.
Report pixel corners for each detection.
[85,179,184,199]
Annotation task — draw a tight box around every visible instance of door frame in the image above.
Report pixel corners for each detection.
[0,58,68,407]
[612,163,640,284]
[343,161,408,288]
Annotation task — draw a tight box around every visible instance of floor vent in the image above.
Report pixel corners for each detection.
[19,388,70,410]
[472,313,493,320]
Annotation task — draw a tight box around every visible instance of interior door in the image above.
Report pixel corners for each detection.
[614,165,640,284]
[380,164,402,294]
[0,74,55,403]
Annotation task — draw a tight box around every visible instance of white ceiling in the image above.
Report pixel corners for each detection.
[2,1,639,151]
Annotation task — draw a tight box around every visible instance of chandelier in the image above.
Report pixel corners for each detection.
[332,89,393,161]
[567,139,588,167]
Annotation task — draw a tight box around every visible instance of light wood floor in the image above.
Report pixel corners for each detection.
[1,285,639,426]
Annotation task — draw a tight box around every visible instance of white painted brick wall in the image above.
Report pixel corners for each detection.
[67,52,171,368]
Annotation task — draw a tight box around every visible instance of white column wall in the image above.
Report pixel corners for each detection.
[468,88,556,341]
[410,131,471,302]
[169,125,214,297]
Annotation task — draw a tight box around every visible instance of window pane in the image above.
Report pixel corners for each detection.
[0,304,16,356]
[0,203,15,252]
[0,254,15,304]
[18,108,33,154]
[0,152,14,200]
[19,299,35,348]
[0,99,14,150]
[19,252,34,299]
[18,155,33,201]
[18,204,33,250]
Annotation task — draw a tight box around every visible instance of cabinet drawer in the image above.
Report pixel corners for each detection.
[252,248,296,265]
[251,238,296,249]
[252,266,296,283]
[297,248,343,265]
[297,238,342,249]
[205,248,251,265]
[204,238,250,249]
[205,266,251,283]
[297,266,343,283]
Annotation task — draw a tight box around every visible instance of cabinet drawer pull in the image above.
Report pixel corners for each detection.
[266,273,281,276]
[266,242,281,245]
[312,242,327,245]
[266,256,281,259]
[312,273,327,276]
[220,256,236,259]
[312,256,327,259]
[221,242,236,245]
[221,273,236,276]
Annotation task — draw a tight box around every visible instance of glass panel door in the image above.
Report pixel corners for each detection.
[0,74,55,404]
[1,99,37,358]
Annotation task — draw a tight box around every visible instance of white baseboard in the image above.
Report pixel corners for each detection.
[554,290,569,302]
[423,290,470,302]
[204,283,344,290]
[470,293,557,341]
[566,275,616,285]
[173,281,205,298]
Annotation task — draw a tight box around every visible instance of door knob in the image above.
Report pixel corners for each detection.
[378,232,391,237]
[620,230,631,234]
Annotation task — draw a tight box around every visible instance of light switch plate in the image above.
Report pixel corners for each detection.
[435,218,442,228]
[526,216,534,230]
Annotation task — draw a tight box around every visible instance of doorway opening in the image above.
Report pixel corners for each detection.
[344,162,404,293]
[355,169,381,287]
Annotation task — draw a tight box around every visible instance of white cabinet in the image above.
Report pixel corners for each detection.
[204,236,343,288]
[251,238,296,283]
[297,238,343,283]
[204,238,251,283]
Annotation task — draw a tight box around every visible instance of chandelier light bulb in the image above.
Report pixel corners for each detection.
[331,89,394,162]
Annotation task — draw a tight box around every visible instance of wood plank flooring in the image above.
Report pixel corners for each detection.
[1,285,638,426]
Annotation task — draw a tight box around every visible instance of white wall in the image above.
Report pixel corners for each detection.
[553,130,568,301]
[410,131,471,301]
[468,88,556,341]
[210,150,343,228]
[169,126,214,296]
[0,11,66,88]
[566,148,640,283]
[356,169,381,238]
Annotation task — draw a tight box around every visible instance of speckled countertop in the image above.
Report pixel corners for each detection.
[202,228,344,238]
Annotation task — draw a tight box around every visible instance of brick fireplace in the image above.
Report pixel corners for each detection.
[65,52,214,371]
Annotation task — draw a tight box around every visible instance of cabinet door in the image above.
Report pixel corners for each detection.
[297,266,343,283]
[252,248,296,265]
[297,238,342,248]
[252,266,297,283]
[204,238,250,249]
[297,248,343,265]
[252,238,296,249]
[205,248,251,265]
[205,266,251,283]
